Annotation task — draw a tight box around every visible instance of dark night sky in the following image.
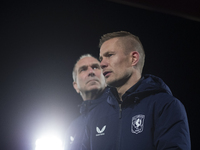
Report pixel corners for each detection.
[1,0,200,149]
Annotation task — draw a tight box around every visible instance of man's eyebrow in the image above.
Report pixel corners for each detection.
[99,51,108,61]
[78,65,87,72]
[92,63,100,67]
[104,51,113,56]
[99,51,112,60]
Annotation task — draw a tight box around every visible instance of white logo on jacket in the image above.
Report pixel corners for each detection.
[131,114,145,134]
[96,125,106,136]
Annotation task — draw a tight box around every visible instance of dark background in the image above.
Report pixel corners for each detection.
[1,0,199,149]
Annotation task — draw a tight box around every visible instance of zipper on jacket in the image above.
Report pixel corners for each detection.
[116,102,122,150]
[119,103,122,119]
[109,87,123,119]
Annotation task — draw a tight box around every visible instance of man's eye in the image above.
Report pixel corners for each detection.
[79,68,87,72]
[108,54,112,56]
[93,66,99,69]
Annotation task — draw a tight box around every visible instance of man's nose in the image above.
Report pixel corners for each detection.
[100,59,107,69]
[88,67,95,77]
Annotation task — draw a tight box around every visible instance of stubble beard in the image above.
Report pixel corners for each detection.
[106,73,132,88]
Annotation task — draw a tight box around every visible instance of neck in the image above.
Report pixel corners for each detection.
[116,72,141,101]
[81,88,104,101]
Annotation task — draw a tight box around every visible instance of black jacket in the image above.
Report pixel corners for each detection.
[82,74,191,150]
[64,87,109,150]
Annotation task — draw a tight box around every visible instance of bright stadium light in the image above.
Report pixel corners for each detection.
[35,136,64,150]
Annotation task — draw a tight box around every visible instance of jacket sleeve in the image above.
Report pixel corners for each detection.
[154,97,191,150]
[64,116,86,150]
[64,126,72,150]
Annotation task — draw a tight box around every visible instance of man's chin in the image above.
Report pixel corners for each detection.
[105,79,119,87]
[87,86,101,91]
[106,77,126,88]
[105,78,114,86]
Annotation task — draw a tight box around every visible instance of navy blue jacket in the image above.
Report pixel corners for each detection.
[64,88,109,150]
[82,74,191,150]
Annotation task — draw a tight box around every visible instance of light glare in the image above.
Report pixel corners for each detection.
[35,136,63,150]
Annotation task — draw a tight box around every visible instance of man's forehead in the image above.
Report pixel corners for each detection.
[100,38,122,55]
[76,57,100,68]
[101,38,119,48]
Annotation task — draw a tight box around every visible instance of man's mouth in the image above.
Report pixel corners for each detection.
[103,71,112,78]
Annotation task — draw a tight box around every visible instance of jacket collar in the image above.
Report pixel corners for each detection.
[107,74,172,105]
[122,77,144,101]
[79,87,109,114]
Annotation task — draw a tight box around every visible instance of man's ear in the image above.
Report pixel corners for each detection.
[130,51,140,66]
[73,81,80,93]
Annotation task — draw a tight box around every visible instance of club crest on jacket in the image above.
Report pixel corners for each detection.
[131,114,145,134]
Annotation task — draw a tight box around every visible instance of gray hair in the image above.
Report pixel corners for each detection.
[72,54,95,82]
